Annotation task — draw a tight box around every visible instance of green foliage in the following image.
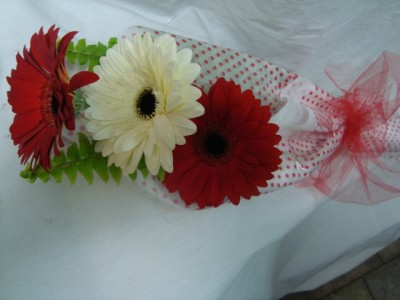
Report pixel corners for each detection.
[66,37,118,71]
[157,168,165,181]
[109,164,122,184]
[19,132,165,185]
[19,132,138,185]
[72,89,89,117]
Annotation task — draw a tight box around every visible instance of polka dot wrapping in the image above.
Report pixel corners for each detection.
[65,27,400,208]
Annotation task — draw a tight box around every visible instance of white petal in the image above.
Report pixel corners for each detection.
[174,98,204,118]
[90,126,112,139]
[174,133,186,145]
[165,81,183,112]
[147,126,157,145]
[104,48,131,79]
[181,63,201,83]
[153,114,175,149]
[176,48,201,83]
[125,141,145,174]
[99,140,115,156]
[168,113,198,137]
[113,129,145,153]
[145,145,161,175]
[160,147,173,173]
[109,151,130,169]
[176,48,192,65]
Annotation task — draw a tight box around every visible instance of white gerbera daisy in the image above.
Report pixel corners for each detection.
[85,33,203,175]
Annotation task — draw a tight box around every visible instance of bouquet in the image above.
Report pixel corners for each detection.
[7,25,400,208]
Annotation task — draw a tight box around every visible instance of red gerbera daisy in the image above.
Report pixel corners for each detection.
[164,78,282,208]
[7,26,99,170]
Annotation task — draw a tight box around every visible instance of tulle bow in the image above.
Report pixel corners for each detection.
[302,51,400,204]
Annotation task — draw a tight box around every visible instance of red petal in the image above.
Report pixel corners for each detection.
[12,53,47,85]
[197,88,211,114]
[209,79,228,120]
[57,31,77,57]
[191,164,211,203]
[13,122,46,146]
[177,162,207,206]
[7,77,43,101]
[209,169,226,207]
[228,97,253,125]
[69,71,99,92]
[9,98,41,113]
[196,169,213,208]
[29,28,54,73]
[164,150,198,192]
[10,112,42,140]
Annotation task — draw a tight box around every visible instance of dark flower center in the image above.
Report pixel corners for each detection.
[136,88,158,120]
[51,94,59,115]
[195,126,236,166]
[204,133,227,157]
[40,84,62,127]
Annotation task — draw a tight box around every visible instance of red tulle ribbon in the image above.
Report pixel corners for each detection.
[300,51,400,204]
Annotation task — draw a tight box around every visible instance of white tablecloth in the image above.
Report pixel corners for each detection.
[1,1,400,299]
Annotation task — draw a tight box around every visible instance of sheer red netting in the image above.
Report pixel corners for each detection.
[298,51,400,204]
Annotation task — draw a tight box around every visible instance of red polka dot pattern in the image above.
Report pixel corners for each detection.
[149,29,299,115]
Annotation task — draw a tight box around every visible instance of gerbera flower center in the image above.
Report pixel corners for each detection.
[40,84,61,126]
[205,133,227,157]
[195,126,236,166]
[136,88,158,120]
[51,94,59,115]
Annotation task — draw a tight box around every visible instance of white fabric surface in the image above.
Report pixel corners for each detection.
[1,1,400,299]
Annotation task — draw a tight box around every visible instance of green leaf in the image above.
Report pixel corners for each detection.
[88,59,97,72]
[67,143,80,161]
[66,41,77,63]
[86,44,99,55]
[137,156,146,170]
[109,164,122,184]
[73,89,89,116]
[93,156,109,182]
[128,171,137,181]
[50,167,63,183]
[64,165,78,185]
[76,39,87,51]
[78,133,94,158]
[66,37,117,69]
[37,168,50,183]
[76,39,88,65]
[53,152,66,165]
[77,160,94,185]
[86,45,100,71]
[140,168,149,179]
[136,156,150,178]
[108,37,118,49]
[78,53,88,65]
[20,165,32,179]
[98,42,107,56]
[28,176,38,184]
[157,168,165,181]
[20,165,37,183]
